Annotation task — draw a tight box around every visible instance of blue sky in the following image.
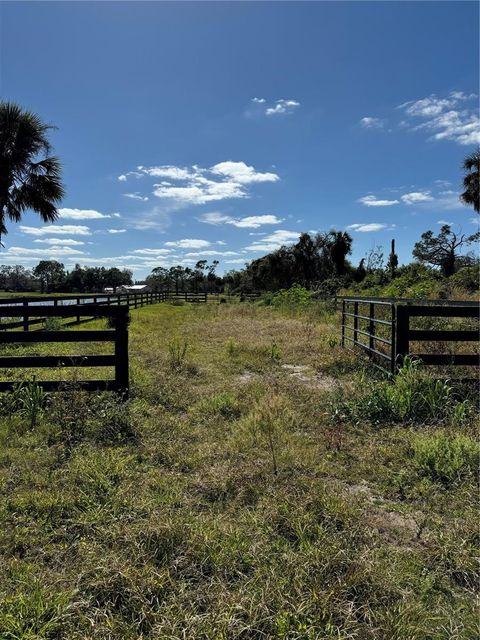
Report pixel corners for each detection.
[1,1,479,278]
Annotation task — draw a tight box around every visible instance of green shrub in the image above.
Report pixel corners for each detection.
[448,265,480,293]
[413,432,479,484]
[43,316,63,331]
[271,284,312,308]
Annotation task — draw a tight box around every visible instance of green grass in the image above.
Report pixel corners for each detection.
[0,302,478,638]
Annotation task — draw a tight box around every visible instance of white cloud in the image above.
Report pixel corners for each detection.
[132,248,172,255]
[245,229,300,252]
[58,208,118,220]
[401,191,433,205]
[347,223,393,233]
[20,225,91,236]
[210,161,279,184]
[252,97,266,104]
[200,212,283,228]
[184,250,240,257]
[437,220,453,225]
[225,259,249,265]
[108,229,127,234]
[358,195,399,207]
[165,239,211,249]
[4,246,85,257]
[360,117,386,129]
[119,161,281,207]
[33,238,85,246]
[123,193,149,201]
[265,99,300,116]
[398,91,479,146]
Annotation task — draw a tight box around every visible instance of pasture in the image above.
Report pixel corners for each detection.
[0,300,478,639]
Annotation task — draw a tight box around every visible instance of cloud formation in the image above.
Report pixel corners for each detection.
[58,208,119,220]
[248,98,300,117]
[358,195,399,207]
[20,225,91,236]
[200,212,283,228]
[359,117,386,129]
[245,229,300,252]
[398,91,479,145]
[347,223,394,233]
[164,239,211,249]
[400,191,433,205]
[119,161,279,206]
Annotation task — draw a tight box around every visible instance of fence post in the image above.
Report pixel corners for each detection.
[395,305,409,370]
[134,294,138,309]
[23,300,29,332]
[341,300,345,347]
[115,308,129,396]
[369,302,375,356]
[204,292,207,304]
[353,301,359,345]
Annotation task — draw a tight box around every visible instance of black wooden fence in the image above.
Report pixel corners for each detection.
[341,297,480,374]
[0,304,129,393]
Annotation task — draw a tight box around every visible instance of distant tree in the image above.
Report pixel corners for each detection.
[461,149,479,213]
[0,102,64,243]
[33,260,66,293]
[387,239,398,279]
[354,258,366,282]
[325,230,353,275]
[365,245,384,272]
[413,225,480,277]
[0,264,35,291]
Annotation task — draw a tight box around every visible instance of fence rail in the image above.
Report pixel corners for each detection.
[0,304,129,393]
[341,297,480,374]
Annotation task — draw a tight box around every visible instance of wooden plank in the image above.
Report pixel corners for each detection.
[0,304,127,318]
[0,355,115,368]
[0,330,115,343]
[0,379,119,392]
[114,312,129,393]
[409,329,479,342]
[402,305,479,318]
[411,353,480,366]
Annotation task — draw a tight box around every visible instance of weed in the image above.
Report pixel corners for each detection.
[225,337,237,357]
[17,379,48,429]
[43,316,63,331]
[269,338,281,362]
[242,393,295,474]
[413,431,479,484]
[193,392,240,420]
[168,335,188,370]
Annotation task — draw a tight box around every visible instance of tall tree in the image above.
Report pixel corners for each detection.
[325,230,353,275]
[460,149,479,213]
[0,102,64,242]
[33,260,66,293]
[412,225,479,277]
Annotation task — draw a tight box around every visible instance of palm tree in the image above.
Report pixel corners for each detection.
[0,102,64,243]
[460,149,479,213]
[326,230,353,275]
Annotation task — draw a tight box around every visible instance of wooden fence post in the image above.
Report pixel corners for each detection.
[115,308,129,396]
[341,300,345,347]
[23,300,29,332]
[395,305,409,370]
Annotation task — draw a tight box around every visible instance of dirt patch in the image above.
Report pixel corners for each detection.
[236,371,257,384]
[281,363,337,391]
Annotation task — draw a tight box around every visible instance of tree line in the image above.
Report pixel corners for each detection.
[0,262,133,293]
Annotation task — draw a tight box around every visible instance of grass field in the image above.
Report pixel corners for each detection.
[0,301,478,639]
